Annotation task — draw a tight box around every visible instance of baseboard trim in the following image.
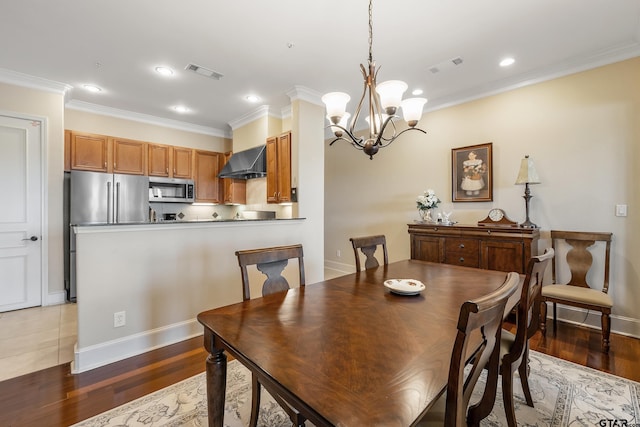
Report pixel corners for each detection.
[543,303,640,340]
[71,319,202,374]
[45,290,67,306]
[324,259,353,276]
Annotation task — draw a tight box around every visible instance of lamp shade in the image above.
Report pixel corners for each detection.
[515,155,541,184]
[328,113,350,137]
[375,80,408,110]
[401,97,427,125]
[322,92,351,122]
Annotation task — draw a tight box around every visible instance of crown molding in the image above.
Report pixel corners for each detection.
[424,41,640,115]
[228,105,282,130]
[0,67,72,95]
[65,100,230,138]
[286,85,323,106]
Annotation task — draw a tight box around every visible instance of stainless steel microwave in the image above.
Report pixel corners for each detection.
[148,177,195,203]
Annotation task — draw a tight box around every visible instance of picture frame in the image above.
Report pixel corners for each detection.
[452,142,493,202]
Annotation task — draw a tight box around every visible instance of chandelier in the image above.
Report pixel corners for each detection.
[322,0,427,159]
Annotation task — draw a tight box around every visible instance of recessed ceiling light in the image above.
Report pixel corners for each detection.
[412,89,424,96]
[155,66,174,76]
[83,84,102,93]
[500,57,515,67]
[173,105,189,113]
[246,95,260,103]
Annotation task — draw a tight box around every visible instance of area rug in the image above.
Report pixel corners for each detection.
[72,351,639,427]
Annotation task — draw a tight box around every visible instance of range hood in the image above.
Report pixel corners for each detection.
[218,145,266,179]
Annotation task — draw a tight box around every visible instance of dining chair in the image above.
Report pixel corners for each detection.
[235,244,306,427]
[497,248,554,426]
[539,231,613,352]
[349,234,388,271]
[418,271,520,426]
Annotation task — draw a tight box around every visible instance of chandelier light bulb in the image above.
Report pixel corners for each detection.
[401,98,428,127]
[321,92,351,124]
[375,80,408,114]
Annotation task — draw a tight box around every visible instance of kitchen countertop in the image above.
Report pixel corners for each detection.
[72,217,305,227]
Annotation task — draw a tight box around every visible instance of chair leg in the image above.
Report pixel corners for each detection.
[518,358,534,407]
[501,370,517,427]
[540,301,547,336]
[249,374,261,427]
[602,312,611,353]
[552,302,557,328]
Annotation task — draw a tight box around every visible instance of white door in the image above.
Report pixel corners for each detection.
[0,114,42,312]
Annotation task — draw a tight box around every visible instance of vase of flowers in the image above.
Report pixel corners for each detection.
[416,189,440,222]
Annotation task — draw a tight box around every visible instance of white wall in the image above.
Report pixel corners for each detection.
[324,57,640,337]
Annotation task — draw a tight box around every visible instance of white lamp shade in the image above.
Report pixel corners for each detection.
[515,156,541,184]
[401,98,427,123]
[375,80,408,109]
[328,112,350,135]
[322,92,351,120]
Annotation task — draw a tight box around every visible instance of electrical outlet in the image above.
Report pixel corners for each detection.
[114,311,126,328]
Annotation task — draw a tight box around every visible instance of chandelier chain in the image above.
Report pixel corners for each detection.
[368,0,373,63]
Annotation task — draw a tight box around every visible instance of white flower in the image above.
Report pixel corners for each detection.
[416,189,441,210]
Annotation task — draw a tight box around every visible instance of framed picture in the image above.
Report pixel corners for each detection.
[452,142,493,202]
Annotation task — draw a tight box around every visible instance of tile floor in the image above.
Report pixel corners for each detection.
[0,303,77,382]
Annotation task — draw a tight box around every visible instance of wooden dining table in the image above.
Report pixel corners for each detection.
[197,259,521,427]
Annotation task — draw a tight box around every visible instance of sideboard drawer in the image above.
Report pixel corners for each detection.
[444,251,480,268]
[444,238,479,255]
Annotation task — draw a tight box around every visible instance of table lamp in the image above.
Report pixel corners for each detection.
[515,155,541,228]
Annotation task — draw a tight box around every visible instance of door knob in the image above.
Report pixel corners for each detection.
[23,236,38,241]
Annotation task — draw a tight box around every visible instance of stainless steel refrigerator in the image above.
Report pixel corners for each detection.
[67,170,149,300]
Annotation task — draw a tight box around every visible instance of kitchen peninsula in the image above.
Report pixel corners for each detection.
[72,217,318,374]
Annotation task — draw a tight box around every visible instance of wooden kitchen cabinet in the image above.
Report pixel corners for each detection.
[148,144,192,179]
[148,143,170,176]
[111,137,147,175]
[69,131,110,172]
[266,131,291,203]
[193,149,222,203]
[222,151,246,204]
[172,147,193,179]
[68,131,146,175]
[408,223,539,274]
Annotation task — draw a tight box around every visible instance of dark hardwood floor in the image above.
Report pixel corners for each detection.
[1,321,638,427]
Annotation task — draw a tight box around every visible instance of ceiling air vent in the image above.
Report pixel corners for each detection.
[185,63,224,80]
[428,57,464,74]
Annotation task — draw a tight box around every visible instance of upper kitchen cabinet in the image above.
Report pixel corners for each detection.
[148,143,170,177]
[148,144,193,179]
[68,130,146,175]
[111,137,147,175]
[266,131,291,204]
[222,151,246,205]
[69,131,110,172]
[172,147,193,179]
[194,149,222,203]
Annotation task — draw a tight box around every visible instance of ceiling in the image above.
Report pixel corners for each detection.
[1,1,639,137]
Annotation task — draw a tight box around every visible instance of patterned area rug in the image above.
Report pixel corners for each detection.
[72,351,639,427]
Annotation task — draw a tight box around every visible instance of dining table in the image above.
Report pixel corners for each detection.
[197,259,522,427]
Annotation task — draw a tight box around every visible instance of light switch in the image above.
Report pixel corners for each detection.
[615,204,627,217]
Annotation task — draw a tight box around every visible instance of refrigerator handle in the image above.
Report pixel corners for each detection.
[107,181,113,223]
[115,181,120,223]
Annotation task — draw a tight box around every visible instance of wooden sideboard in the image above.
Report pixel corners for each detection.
[408,222,539,274]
